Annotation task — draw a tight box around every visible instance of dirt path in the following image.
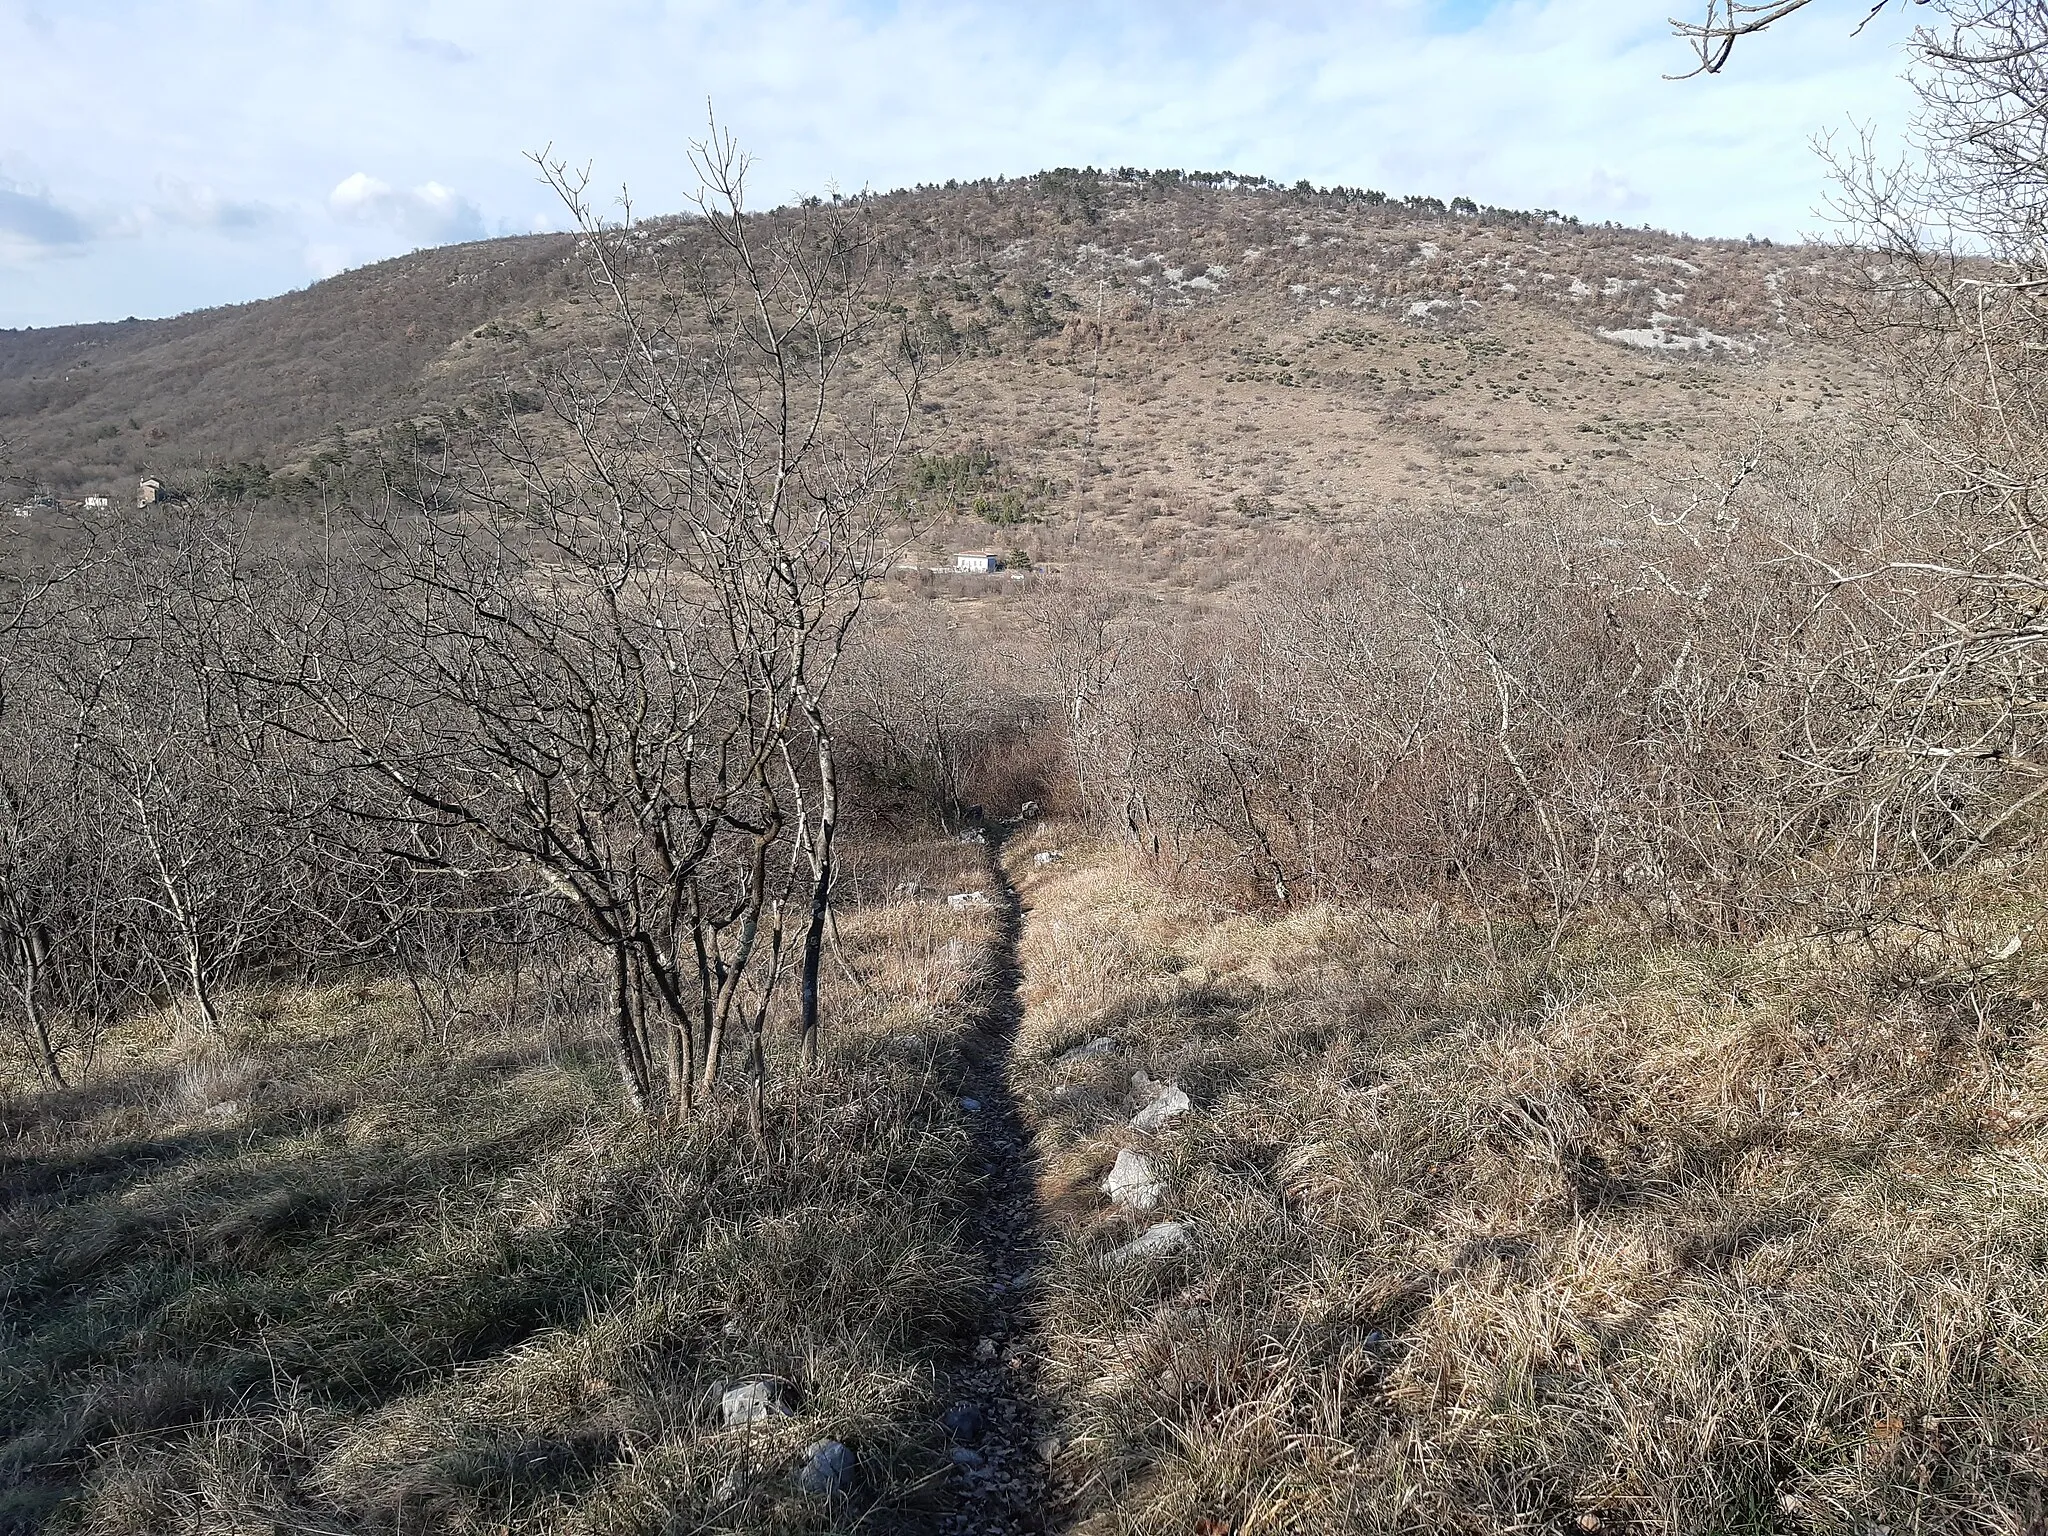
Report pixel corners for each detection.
[934,829,1059,1535]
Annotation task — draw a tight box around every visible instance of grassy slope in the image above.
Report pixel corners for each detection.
[0,840,1001,1535]
[1003,827,2048,1534]
[12,820,2048,1534]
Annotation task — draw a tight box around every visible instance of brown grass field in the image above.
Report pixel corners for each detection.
[0,836,1012,1535]
[1002,826,2048,1534]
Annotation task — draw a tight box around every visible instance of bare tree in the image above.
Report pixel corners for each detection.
[0,532,128,1088]
[1672,0,1926,76]
[249,125,924,1121]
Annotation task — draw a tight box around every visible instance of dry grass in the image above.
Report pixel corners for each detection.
[1003,825,2048,1534]
[0,853,1006,1535]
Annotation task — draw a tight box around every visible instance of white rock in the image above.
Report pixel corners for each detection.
[947,890,992,910]
[1104,1148,1162,1210]
[720,1378,791,1427]
[1104,1220,1190,1265]
[1033,850,1063,866]
[795,1439,856,1497]
[1132,1082,1191,1133]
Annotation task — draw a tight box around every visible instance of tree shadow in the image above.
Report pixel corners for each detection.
[0,1045,623,1532]
[933,826,1061,1536]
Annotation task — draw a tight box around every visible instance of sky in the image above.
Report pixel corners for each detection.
[0,0,1925,330]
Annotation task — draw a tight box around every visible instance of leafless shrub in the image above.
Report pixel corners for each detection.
[237,127,927,1124]
[840,602,1056,821]
[1033,431,1980,935]
[1,129,929,1119]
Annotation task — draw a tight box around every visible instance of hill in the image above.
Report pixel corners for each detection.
[0,172,1872,581]
[0,235,574,498]
[5,159,2047,1536]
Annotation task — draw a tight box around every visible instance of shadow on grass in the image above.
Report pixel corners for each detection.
[0,1052,627,1531]
[935,826,1060,1535]
[0,974,1012,1536]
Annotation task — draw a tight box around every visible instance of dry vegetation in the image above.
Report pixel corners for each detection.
[0,837,1008,1535]
[1,167,1867,597]
[1007,827,2048,1533]
[6,5,2048,1531]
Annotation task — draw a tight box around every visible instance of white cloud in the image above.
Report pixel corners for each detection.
[1570,168,1651,217]
[123,178,279,237]
[0,0,1927,324]
[399,28,475,64]
[304,242,351,280]
[329,172,485,244]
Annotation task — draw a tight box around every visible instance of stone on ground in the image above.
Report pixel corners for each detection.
[1131,1080,1192,1133]
[720,1378,791,1426]
[1054,1036,1119,1067]
[1105,1220,1191,1265]
[1104,1147,1162,1210]
[795,1439,857,1497]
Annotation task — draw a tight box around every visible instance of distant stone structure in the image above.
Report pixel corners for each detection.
[955,551,1002,574]
[137,477,162,508]
[83,495,110,512]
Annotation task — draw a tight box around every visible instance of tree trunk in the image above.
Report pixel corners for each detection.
[612,939,650,1115]
[798,726,838,1073]
[746,907,784,1142]
[632,932,697,1122]
[701,821,774,1099]
[13,923,66,1090]
[185,927,223,1032]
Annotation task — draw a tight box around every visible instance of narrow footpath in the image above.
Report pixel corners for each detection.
[934,828,1059,1535]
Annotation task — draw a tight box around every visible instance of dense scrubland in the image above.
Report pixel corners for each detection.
[6,5,2048,1532]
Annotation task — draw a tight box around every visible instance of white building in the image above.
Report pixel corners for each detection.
[137,477,163,508]
[955,551,1002,574]
[83,495,110,511]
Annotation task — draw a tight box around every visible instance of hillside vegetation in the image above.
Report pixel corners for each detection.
[5,9,2048,1531]
[2,835,1005,1535]
[1,170,1866,589]
[1004,827,2048,1533]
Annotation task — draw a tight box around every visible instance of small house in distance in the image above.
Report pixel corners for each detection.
[955,551,1002,574]
[137,476,163,508]
[83,495,110,512]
